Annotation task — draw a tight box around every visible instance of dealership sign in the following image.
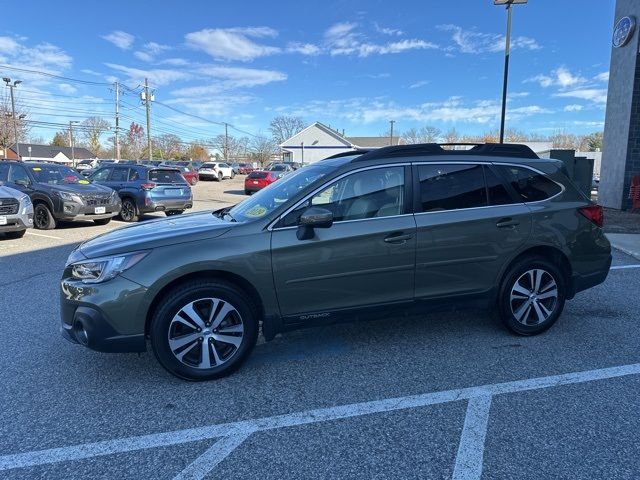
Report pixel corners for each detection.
[613,16,636,48]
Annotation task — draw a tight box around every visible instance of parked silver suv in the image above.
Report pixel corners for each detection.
[0,184,33,238]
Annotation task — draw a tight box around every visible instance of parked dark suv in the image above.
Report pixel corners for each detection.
[0,161,120,229]
[61,144,611,381]
[90,164,193,222]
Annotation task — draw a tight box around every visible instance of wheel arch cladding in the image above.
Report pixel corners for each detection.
[144,270,265,336]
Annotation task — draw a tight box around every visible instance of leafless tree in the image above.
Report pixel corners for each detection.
[81,116,111,156]
[402,126,441,144]
[0,96,29,152]
[250,135,277,167]
[269,116,305,145]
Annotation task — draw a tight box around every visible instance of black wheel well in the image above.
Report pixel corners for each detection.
[144,270,265,335]
[502,245,573,294]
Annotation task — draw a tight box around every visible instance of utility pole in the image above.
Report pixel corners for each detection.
[142,77,153,161]
[114,81,121,161]
[3,77,22,158]
[69,120,78,167]
[224,122,229,161]
[389,120,395,146]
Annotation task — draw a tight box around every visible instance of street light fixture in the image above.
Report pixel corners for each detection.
[494,0,528,144]
[3,77,22,157]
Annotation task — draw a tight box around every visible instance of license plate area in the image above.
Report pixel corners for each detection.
[0,216,6,225]
[94,207,106,214]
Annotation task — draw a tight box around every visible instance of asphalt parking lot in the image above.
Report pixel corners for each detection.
[1,176,640,479]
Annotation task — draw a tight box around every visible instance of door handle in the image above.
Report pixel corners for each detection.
[384,232,413,244]
[496,218,520,228]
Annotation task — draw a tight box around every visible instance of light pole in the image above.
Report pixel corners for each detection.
[300,141,304,166]
[3,77,22,157]
[69,120,79,167]
[494,0,527,144]
[389,120,395,146]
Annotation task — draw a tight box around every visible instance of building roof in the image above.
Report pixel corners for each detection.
[9,143,96,159]
[345,136,404,148]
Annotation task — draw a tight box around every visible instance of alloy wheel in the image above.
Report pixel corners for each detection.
[167,297,244,369]
[509,268,558,326]
[121,200,135,221]
[34,205,50,229]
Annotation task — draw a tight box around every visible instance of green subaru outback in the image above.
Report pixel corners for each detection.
[60,144,611,381]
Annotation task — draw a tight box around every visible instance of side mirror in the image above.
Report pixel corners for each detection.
[297,207,333,240]
[14,179,30,187]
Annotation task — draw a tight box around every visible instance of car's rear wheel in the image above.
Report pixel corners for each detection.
[217,172,223,182]
[119,198,138,222]
[5,229,26,239]
[231,171,235,179]
[244,190,251,195]
[93,218,111,226]
[498,256,566,335]
[190,177,197,186]
[34,203,56,230]
[150,280,259,381]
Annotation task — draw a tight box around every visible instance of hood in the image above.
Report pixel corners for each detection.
[78,211,233,259]
[0,185,24,199]
[45,182,112,195]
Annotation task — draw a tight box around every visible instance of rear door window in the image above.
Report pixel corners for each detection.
[417,164,487,212]
[149,169,185,184]
[495,165,562,202]
[110,167,130,182]
[484,166,518,206]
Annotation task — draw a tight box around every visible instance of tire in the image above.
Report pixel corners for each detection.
[93,218,112,226]
[165,210,184,216]
[231,171,235,179]
[150,280,259,381]
[34,203,56,230]
[190,177,197,186]
[244,190,250,196]
[5,229,26,239]
[497,255,566,335]
[217,172,223,182]
[119,198,138,222]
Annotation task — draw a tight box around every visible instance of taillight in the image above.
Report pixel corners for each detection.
[141,182,157,191]
[578,204,604,228]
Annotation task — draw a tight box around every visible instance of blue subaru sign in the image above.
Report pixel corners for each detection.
[613,16,636,48]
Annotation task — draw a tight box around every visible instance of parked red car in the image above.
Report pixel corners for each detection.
[237,163,255,175]
[244,170,283,194]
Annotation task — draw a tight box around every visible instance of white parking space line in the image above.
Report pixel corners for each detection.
[25,231,62,240]
[2,362,640,473]
[610,264,640,270]
[452,396,492,480]
[173,429,255,480]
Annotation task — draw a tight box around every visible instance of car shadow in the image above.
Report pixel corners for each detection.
[224,190,248,196]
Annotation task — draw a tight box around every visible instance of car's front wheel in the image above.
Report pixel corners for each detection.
[498,256,566,335]
[190,177,197,186]
[150,280,259,381]
[217,172,223,182]
[34,203,56,230]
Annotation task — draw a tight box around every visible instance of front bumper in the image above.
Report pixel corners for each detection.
[58,199,121,221]
[0,213,33,232]
[60,274,148,353]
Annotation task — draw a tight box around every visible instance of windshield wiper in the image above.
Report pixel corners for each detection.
[214,207,237,222]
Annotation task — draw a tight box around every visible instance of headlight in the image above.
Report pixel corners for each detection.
[70,251,149,284]
[55,191,83,203]
[20,194,32,206]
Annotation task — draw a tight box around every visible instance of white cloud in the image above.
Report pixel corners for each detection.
[555,88,607,104]
[439,25,540,54]
[527,67,587,88]
[286,42,321,55]
[145,42,171,55]
[102,31,135,50]
[58,83,77,94]
[374,23,403,36]
[134,51,154,62]
[409,80,429,89]
[564,104,584,112]
[185,27,280,61]
[81,69,101,76]
[0,36,72,75]
[594,71,609,82]
[192,65,287,89]
[104,63,191,86]
[324,22,437,57]
[159,58,190,66]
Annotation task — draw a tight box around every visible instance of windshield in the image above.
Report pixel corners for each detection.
[30,165,86,184]
[229,163,336,222]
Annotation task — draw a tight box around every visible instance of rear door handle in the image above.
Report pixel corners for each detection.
[384,232,413,244]
[496,218,520,228]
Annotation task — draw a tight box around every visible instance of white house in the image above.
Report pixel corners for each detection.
[279,122,403,164]
[7,143,97,164]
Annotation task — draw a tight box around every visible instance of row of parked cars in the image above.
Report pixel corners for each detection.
[0,161,195,235]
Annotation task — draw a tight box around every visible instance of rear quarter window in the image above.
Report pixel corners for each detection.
[496,165,562,202]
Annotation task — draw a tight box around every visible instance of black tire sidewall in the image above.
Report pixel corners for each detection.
[120,199,137,222]
[498,256,566,335]
[150,281,259,381]
[34,203,55,230]
[94,218,111,225]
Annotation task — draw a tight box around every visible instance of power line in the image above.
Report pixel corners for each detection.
[0,65,112,86]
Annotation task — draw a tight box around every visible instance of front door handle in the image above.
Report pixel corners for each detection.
[496,218,520,228]
[384,232,413,244]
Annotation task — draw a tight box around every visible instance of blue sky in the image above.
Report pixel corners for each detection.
[0,0,615,145]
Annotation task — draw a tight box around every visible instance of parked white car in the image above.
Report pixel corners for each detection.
[0,184,33,239]
[198,162,235,181]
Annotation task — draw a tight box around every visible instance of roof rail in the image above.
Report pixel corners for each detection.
[324,148,373,160]
[352,142,539,162]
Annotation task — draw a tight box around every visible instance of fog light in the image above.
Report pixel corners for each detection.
[74,321,89,346]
